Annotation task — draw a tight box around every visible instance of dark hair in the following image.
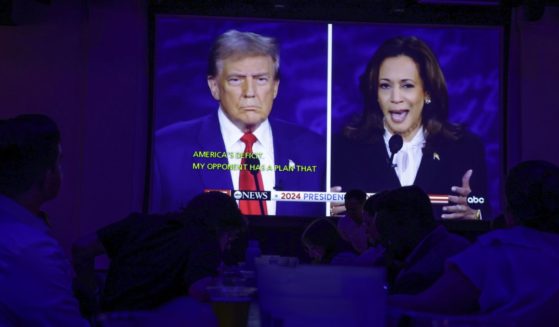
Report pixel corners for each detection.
[375,185,436,230]
[344,189,367,204]
[344,36,462,149]
[301,218,341,264]
[181,191,246,235]
[363,191,388,217]
[208,29,280,80]
[0,114,60,197]
[505,160,559,233]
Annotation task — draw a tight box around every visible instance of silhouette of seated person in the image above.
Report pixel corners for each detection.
[0,114,89,326]
[301,217,350,264]
[374,185,470,295]
[336,189,369,254]
[390,160,559,324]
[333,191,388,266]
[356,191,389,265]
[72,191,246,317]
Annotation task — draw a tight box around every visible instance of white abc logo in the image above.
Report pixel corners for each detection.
[233,191,242,200]
[467,196,485,204]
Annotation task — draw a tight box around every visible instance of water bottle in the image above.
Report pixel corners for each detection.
[245,239,261,271]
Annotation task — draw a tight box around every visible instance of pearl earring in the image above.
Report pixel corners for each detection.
[425,98,431,105]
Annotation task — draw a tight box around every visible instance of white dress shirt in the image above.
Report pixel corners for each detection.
[383,127,425,187]
[218,108,277,214]
[448,226,559,320]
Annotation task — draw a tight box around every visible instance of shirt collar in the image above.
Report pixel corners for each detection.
[218,107,272,148]
[0,194,50,233]
[383,126,426,149]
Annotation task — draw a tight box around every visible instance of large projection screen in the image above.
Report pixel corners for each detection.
[149,15,502,219]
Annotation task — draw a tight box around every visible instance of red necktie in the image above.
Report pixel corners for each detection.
[239,133,267,215]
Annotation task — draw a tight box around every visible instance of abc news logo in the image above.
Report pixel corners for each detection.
[233,190,271,200]
[467,195,485,204]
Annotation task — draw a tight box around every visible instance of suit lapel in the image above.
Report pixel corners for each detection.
[414,148,439,191]
[272,122,289,190]
[270,120,303,192]
[197,114,233,191]
[371,140,401,189]
[270,121,303,215]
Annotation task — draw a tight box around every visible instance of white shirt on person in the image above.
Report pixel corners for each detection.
[383,127,425,187]
[447,226,559,322]
[218,107,276,215]
[0,194,89,326]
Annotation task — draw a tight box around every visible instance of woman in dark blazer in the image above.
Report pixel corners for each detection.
[331,36,488,220]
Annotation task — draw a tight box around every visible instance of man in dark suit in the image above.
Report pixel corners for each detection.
[151,30,325,216]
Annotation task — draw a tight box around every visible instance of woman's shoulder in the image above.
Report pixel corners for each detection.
[430,126,484,153]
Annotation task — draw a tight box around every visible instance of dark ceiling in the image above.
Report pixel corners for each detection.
[149,0,558,25]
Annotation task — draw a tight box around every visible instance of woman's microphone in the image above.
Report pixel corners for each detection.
[388,134,403,168]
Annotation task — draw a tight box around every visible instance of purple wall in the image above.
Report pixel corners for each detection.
[510,7,559,167]
[0,1,558,253]
[0,0,147,253]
